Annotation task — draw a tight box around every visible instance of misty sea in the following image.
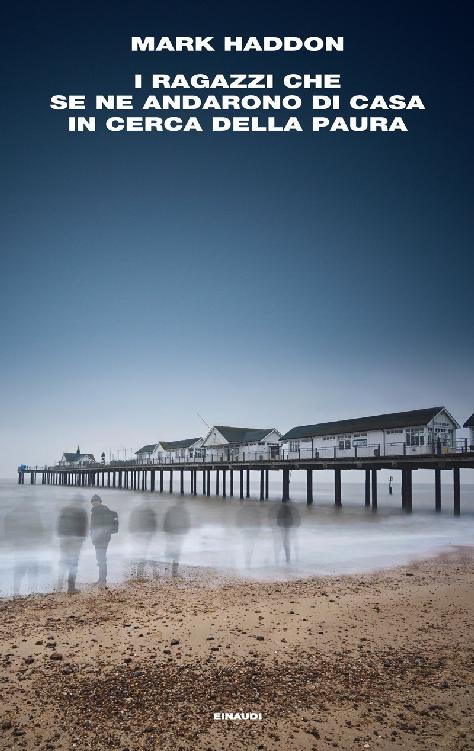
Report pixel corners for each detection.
[0,474,473,597]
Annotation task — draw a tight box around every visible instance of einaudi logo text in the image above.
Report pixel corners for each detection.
[213,712,262,721]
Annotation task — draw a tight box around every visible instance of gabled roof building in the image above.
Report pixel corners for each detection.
[60,446,95,466]
[464,414,474,448]
[135,438,203,463]
[202,425,281,461]
[280,407,459,459]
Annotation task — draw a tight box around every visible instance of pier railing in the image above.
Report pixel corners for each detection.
[19,438,473,472]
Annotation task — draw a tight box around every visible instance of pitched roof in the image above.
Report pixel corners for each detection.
[280,407,454,441]
[464,414,474,428]
[135,444,159,454]
[63,452,95,461]
[211,426,279,444]
[159,438,202,451]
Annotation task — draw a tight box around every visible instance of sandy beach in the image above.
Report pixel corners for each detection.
[0,548,473,751]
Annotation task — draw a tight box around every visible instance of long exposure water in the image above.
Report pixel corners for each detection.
[0,474,473,597]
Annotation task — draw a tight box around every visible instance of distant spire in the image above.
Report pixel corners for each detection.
[76,445,80,454]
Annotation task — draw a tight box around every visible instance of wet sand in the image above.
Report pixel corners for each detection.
[0,548,473,751]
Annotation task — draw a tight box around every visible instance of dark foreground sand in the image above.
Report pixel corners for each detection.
[0,549,473,751]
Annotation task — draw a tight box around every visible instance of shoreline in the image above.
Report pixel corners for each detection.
[0,548,473,750]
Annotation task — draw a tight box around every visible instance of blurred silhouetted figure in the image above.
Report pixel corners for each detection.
[57,495,88,593]
[163,500,190,577]
[4,499,45,596]
[128,501,158,578]
[90,494,118,587]
[235,501,262,568]
[274,502,300,564]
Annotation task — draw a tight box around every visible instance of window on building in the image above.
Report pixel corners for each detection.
[406,428,425,446]
[338,438,351,450]
[289,441,300,452]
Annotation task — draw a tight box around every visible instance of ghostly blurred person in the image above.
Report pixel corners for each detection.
[90,495,118,587]
[4,499,45,596]
[235,501,262,568]
[273,502,300,564]
[56,495,88,593]
[163,500,190,577]
[128,501,158,578]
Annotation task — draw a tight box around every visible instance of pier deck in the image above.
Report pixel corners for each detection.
[18,452,474,515]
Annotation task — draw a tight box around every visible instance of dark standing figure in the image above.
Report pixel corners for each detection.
[389,475,393,495]
[57,495,88,593]
[90,494,118,587]
[163,500,190,577]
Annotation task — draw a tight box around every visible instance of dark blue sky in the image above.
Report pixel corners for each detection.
[1,0,473,471]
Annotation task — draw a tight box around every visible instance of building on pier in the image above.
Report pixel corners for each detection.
[157,438,203,463]
[135,444,160,463]
[135,438,203,464]
[464,414,474,450]
[280,407,459,460]
[59,446,95,466]
[201,426,281,461]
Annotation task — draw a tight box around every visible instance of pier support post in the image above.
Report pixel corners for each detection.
[335,469,342,507]
[282,468,290,502]
[223,470,227,498]
[371,469,378,511]
[402,469,412,512]
[206,469,211,497]
[453,467,460,516]
[203,469,206,495]
[169,470,173,494]
[365,469,371,507]
[216,470,220,496]
[159,470,163,493]
[265,469,269,499]
[246,469,250,499]
[151,470,155,491]
[180,470,184,495]
[230,470,234,497]
[240,469,244,500]
[306,469,313,505]
[260,469,265,501]
[193,470,197,496]
[435,468,441,512]
[406,469,413,513]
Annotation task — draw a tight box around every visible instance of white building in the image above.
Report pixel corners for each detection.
[59,446,95,466]
[201,425,281,461]
[135,438,203,464]
[464,414,474,450]
[280,407,459,460]
[135,444,160,464]
[157,438,203,463]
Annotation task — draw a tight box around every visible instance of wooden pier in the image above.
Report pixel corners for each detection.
[18,453,474,515]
